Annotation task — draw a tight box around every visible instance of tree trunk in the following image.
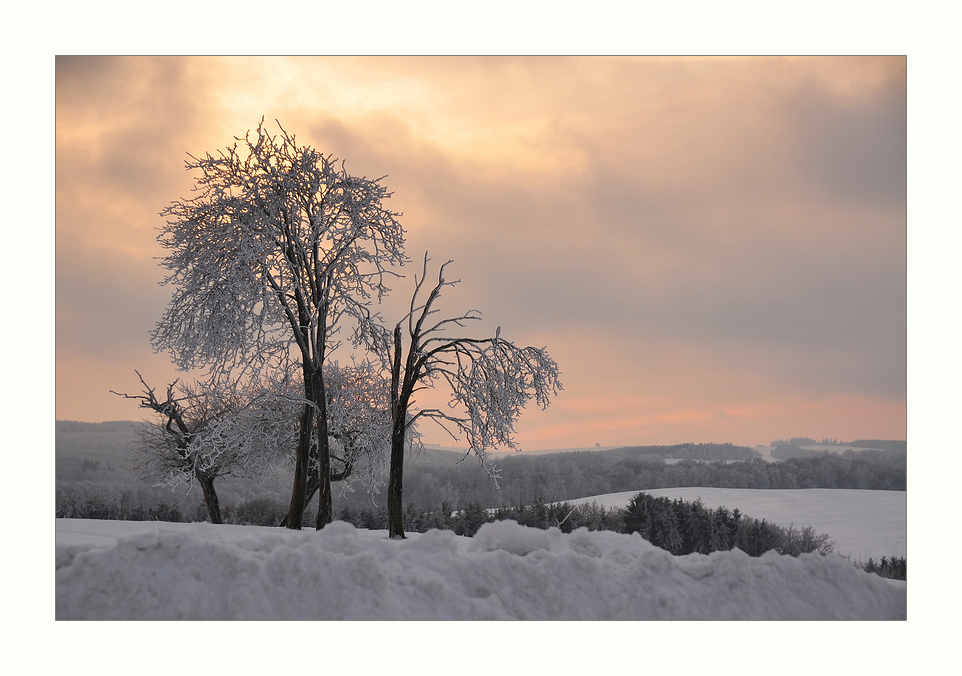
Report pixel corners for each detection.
[279,451,318,528]
[195,470,222,524]
[387,325,407,539]
[285,398,315,530]
[315,381,333,529]
[387,419,406,538]
[279,443,353,527]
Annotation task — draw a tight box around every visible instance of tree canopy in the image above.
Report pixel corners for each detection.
[151,119,407,528]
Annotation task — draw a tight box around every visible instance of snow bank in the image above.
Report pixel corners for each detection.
[56,518,905,620]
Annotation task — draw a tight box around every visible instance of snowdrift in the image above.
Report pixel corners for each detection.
[56,518,905,620]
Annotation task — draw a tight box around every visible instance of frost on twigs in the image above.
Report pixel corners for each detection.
[114,357,404,526]
[369,253,563,538]
[112,371,294,524]
[150,118,407,378]
[392,254,562,459]
[321,359,417,498]
[113,373,295,482]
[149,118,408,528]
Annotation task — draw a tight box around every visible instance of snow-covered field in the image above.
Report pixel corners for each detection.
[571,488,906,562]
[56,516,904,620]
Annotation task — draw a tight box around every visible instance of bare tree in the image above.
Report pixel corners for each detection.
[151,119,407,529]
[362,254,563,538]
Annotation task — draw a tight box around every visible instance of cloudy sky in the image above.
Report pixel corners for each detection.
[55,56,906,449]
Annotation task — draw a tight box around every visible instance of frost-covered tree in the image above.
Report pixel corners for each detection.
[113,372,292,524]
[151,119,407,529]
[362,254,562,538]
[325,359,412,496]
[276,359,415,526]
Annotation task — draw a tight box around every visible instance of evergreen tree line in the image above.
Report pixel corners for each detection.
[55,480,294,526]
[770,437,819,447]
[56,491,197,523]
[334,492,836,558]
[855,556,907,580]
[619,492,835,557]
[768,438,906,452]
[56,480,206,523]
[603,443,760,461]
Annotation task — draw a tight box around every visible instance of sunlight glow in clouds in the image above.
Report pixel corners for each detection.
[56,56,906,448]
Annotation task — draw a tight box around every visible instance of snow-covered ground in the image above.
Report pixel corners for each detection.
[570,488,906,562]
[56,517,904,620]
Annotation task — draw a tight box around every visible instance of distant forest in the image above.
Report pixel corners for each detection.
[769,437,907,451]
[56,422,907,527]
[394,444,905,511]
[769,438,907,460]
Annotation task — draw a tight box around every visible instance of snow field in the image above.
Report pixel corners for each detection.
[56,518,905,620]
[571,487,906,561]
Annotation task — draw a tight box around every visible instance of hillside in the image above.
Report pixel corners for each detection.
[56,422,907,524]
[770,438,907,460]
[56,420,141,481]
[605,442,760,461]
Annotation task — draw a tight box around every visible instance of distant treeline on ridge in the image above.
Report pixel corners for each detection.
[601,443,760,461]
[398,444,905,510]
[56,422,906,527]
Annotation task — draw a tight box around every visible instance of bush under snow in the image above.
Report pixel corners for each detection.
[56,518,905,620]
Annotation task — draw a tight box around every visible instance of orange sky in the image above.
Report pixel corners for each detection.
[55,56,907,448]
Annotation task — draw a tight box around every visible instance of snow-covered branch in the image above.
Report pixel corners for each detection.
[151,118,409,528]
[381,254,563,537]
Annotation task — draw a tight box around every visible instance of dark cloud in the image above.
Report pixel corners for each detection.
[784,60,907,208]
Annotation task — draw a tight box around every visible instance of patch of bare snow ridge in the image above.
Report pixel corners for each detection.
[55,519,905,620]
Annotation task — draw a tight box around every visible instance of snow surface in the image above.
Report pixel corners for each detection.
[56,517,905,620]
[570,488,906,562]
